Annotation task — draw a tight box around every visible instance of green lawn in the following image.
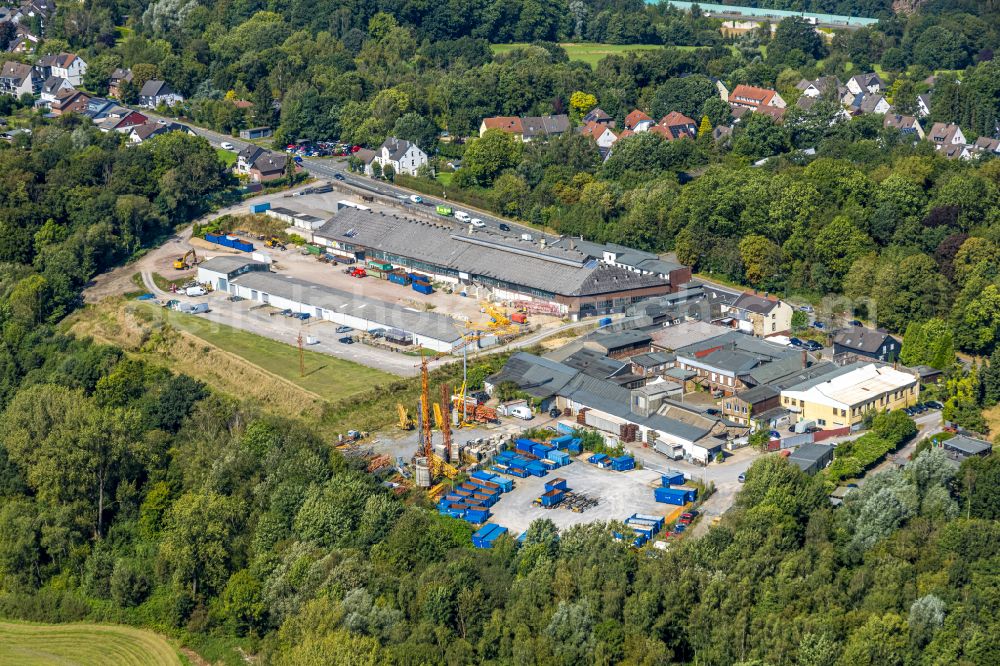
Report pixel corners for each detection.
[0,621,183,666]
[142,303,395,401]
[491,42,701,68]
[216,148,237,168]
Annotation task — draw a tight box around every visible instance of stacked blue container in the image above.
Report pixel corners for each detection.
[610,456,635,471]
[472,523,509,548]
[661,471,685,486]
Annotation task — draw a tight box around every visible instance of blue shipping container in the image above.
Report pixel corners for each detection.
[412,282,433,295]
[388,272,411,286]
[631,513,665,529]
[550,435,573,447]
[540,489,564,507]
[654,487,688,506]
[249,202,271,214]
[556,422,576,435]
[544,477,568,492]
[588,453,609,465]
[599,317,613,327]
[472,523,502,548]
[611,456,635,471]
[471,470,497,483]
[464,509,490,524]
[547,450,571,466]
[661,471,685,486]
[482,526,508,546]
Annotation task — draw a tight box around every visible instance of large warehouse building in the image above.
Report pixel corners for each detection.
[312,209,688,318]
[197,257,464,352]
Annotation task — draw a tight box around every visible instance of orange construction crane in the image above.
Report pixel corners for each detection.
[440,383,452,462]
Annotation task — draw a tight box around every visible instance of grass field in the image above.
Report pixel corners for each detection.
[0,621,184,665]
[491,42,700,67]
[215,149,237,168]
[139,303,395,401]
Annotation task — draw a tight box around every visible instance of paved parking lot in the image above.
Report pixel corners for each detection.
[486,457,671,534]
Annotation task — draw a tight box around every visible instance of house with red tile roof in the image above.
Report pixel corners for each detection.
[652,111,697,140]
[623,109,654,132]
[728,84,786,111]
[580,120,618,149]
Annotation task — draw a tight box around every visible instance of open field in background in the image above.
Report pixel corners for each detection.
[67,298,395,421]
[0,621,184,666]
[490,42,700,67]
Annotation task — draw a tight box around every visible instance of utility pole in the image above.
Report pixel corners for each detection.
[297,330,304,377]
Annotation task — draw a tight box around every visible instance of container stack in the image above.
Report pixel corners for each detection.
[204,233,254,252]
[549,435,583,454]
[654,486,697,506]
[623,513,665,547]
[439,470,515,523]
[661,470,685,486]
[610,455,635,471]
[494,450,548,477]
[537,477,569,507]
[472,523,509,549]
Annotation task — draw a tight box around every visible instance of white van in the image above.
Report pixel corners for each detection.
[509,405,533,420]
[185,286,207,297]
[470,218,486,228]
[520,233,534,242]
[455,211,471,222]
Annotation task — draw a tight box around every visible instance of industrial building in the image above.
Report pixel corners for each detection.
[196,257,464,352]
[780,362,919,430]
[486,352,731,464]
[311,208,687,317]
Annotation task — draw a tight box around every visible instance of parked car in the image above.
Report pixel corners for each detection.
[548,407,561,418]
[336,325,352,333]
[409,195,422,204]
[849,319,863,326]
[705,408,721,416]
[333,173,345,181]
[368,328,386,338]
[679,510,699,525]
[798,305,814,313]
[499,223,511,232]
[812,321,825,329]
[802,340,823,351]
[220,141,234,150]
[789,337,804,347]
[338,336,354,344]
[925,400,944,410]
[769,430,781,440]
[904,406,916,416]
[185,286,206,297]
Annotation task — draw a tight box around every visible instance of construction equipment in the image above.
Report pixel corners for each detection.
[397,403,414,430]
[433,402,445,430]
[173,248,198,270]
[264,236,286,250]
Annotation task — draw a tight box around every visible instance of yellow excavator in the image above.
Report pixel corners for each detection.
[173,248,198,270]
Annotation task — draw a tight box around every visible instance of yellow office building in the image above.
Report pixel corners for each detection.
[780,362,919,430]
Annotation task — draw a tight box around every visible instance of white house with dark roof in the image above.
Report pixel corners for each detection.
[36,52,86,86]
[846,72,884,96]
[884,114,924,139]
[0,60,41,96]
[724,292,793,337]
[39,74,72,103]
[137,80,183,108]
[917,94,932,118]
[926,122,967,154]
[376,137,427,176]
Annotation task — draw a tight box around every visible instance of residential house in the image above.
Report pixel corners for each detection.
[108,67,132,98]
[248,151,288,182]
[832,327,901,362]
[926,122,967,153]
[582,107,614,126]
[580,120,617,150]
[751,105,787,122]
[623,109,654,133]
[848,92,891,115]
[722,384,780,426]
[797,75,842,99]
[971,136,1000,156]
[49,88,89,115]
[18,0,55,34]
[940,434,992,462]
[917,94,932,118]
[97,109,147,133]
[788,444,834,474]
[724,292,793,337]
[35,52,86,86]
[137,80,183,108]
[479,116,523,138]
[728,84,786,111]
[128,121,194,144]
[884,114,924,139]
[376,137,427,177]
[0,60,40,96]
[520,115,570,141]
[712,77,730,102]
[846,72,885,96]
[353,147,378,176]
[941,143,973,160]
[6,26,40,54]
[38,75,72,103]
[650,111,697,140]
[479,114,569,142]
[780,362,919,430]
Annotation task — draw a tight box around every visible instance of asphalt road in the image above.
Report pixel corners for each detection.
[140,110,547,242]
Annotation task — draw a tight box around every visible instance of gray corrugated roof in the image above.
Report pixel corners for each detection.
[199,256,269,274]
[230,272,462,344]
[735,384,779,403]
[789,443,833,464]
[314,208,666,297]
[631,351,674,368]
[486,352,578,399]
[833,328,897,353]
[782,361,870,392]
[944,435,991,456]
[731,292,780,314]
[747,354,809,386]
[763,361,839,390]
